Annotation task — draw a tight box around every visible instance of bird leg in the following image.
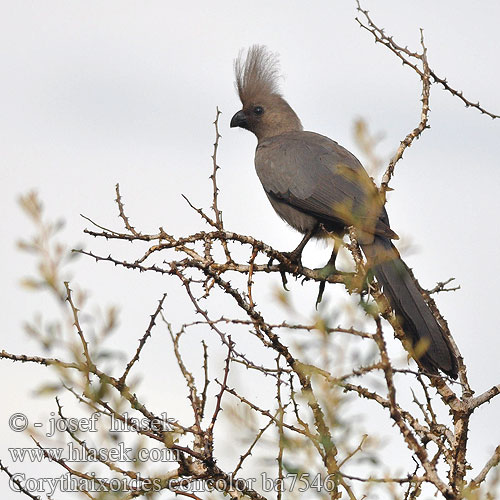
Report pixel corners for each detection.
[286,227,316,266]
[315,238,342,308]
[269,226,317,290]
[317,239,340,277]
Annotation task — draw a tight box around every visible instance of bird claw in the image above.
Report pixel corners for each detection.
[280,269,289,290]
[315,281,326,309]
[314,263,355,308]
[270,251,303,291]
[314,263,338,308]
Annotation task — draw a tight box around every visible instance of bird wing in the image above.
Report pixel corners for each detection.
[255,130,397,239]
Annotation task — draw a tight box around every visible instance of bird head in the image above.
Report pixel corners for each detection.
[230,45,302,141]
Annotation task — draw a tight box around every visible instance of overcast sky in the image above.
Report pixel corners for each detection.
[1,1,499,498]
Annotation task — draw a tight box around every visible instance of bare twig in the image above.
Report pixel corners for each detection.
[64,281,94,382]
[355,0,499,120]
[469,445,500,489]
[0,459,41,499]
[119,293,167,386]
[115,183,140,236]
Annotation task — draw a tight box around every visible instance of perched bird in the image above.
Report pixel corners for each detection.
[230,45,458,378]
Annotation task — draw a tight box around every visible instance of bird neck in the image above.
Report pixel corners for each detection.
[256,104,303,141]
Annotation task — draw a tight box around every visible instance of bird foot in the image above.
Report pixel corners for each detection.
[314,263,338,280]
[268,251,303,291]
[314,263,337,308]
[313,264,355,308]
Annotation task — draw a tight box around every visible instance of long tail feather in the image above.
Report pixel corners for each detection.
[362,236,458,378]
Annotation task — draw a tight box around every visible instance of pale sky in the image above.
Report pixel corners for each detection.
[1,1,499,498]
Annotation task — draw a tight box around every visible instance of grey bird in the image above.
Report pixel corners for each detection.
[230,45,458,379]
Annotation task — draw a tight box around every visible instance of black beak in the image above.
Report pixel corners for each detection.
[230,109,248,129]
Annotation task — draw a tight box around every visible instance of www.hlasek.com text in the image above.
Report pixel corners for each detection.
[9,442,179,463]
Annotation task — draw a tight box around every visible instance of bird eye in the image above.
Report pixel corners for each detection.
[253,106,264,116]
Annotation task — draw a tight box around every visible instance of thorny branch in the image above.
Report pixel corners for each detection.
[355,1,500,120]
[119,292,168,387]
[355,0,499,200]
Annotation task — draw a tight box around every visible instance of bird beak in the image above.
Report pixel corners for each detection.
[230,110,249,129]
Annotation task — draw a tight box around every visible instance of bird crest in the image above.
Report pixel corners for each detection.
[235,45,282,105]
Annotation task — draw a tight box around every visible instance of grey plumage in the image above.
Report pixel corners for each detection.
[230,45,458,378]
